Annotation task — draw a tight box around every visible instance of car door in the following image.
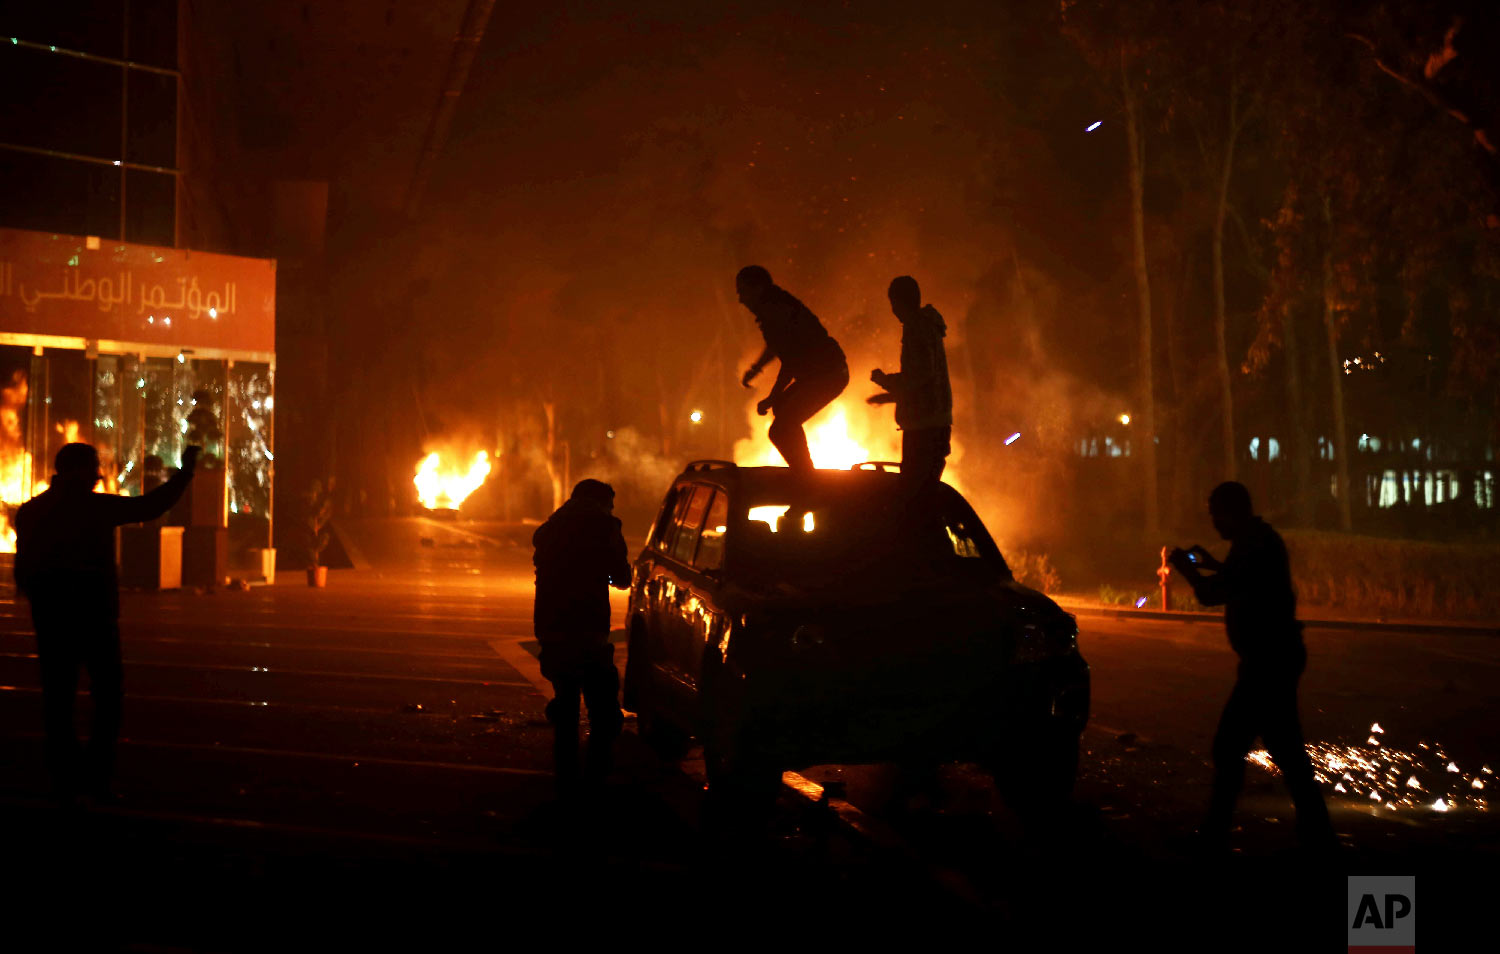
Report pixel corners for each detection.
[656,483,714,691]
[677,487,729,689]
[640,483,694,664]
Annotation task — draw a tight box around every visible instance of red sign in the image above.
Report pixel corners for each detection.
[0,228,275,356]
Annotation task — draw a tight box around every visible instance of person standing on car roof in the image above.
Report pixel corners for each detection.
[532,478,631,794]
[14,442,200,804]
[737,265,850,473]
[1167,481,1337,853]
[868,275,953,505]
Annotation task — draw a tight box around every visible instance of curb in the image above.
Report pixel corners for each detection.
[1056,601,1500,638]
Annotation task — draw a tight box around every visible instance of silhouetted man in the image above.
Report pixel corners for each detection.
[532,478,630,793]
[14,442,199,802]
[1168,481,1335,852]
[868,275,952,504]
[737,265,849,472]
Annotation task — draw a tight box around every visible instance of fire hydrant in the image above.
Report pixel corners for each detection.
[1157,546,1173,612]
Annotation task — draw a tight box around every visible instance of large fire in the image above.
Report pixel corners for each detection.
[414,450,492,511]
[732,398,901,471]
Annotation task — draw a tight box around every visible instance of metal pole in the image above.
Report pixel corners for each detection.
[120,0,130,241]
[174,0,183,248]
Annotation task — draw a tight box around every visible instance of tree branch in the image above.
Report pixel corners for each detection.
[1347,31,1496,155]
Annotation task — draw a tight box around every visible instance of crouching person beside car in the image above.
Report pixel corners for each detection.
[532,479,631,795]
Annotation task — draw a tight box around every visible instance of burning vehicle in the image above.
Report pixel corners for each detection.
[623,459,1090,806]
[413,450,491,514]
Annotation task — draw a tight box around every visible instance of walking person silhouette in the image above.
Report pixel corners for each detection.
[532,478,631,795]
[14,442,199,803]
[1169,481,1336,853]
[736,265,849,473]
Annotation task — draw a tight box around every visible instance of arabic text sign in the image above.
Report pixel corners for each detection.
[0,228,275,355]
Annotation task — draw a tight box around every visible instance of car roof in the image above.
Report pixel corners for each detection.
[670,461,962,501]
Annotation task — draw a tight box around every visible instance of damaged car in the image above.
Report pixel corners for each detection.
[622,459,1089,808]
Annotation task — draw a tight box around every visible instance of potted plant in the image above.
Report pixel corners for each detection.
[303,477,334,587]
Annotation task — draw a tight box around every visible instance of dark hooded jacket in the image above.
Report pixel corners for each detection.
[749,284,846,378]
[1184,516,1304,663]
[532,496,631,637]
[14,465,195,621]
[882,304,952,431]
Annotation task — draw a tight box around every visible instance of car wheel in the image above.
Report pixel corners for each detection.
[989,722,1080,813]
[621,619,649,714]
[701,697,780,823]
[703,737,781,826]
[636,708,691,763]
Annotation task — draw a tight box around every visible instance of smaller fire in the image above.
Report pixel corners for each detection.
[414,451,491,511]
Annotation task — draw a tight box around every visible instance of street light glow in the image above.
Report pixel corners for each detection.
[690,410,703,423]
[1119,413,1131,425]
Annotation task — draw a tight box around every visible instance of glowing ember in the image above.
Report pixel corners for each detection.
[414,451,491,511]
[1371,722,1384,734]
[1248,723,1491,813]
[1246,750,1275,771]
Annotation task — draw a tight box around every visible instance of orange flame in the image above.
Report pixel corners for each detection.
[414,450,492,510]
[732,398,901,471]
[0,372,35,553]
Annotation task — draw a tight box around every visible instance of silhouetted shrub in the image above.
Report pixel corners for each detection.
[1283,531,1500,620]
[1009,549,1061,594]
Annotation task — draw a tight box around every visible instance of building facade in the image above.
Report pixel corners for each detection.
[0,3,275,571]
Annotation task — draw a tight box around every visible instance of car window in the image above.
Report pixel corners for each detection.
[735,485,1008,583]
[945,517,984,559]
[940,498,997,561]
[694,491,729,571]
[653,486,692,554]
[670,484,714,564]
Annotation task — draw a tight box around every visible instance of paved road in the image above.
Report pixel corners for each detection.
[0,516,1494,947]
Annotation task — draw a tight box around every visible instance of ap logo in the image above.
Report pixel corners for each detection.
[1348,876,1415,952]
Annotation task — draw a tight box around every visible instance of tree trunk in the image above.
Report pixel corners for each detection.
[655,368,674,460]
[1122,50,1159,534]
[1281,301,1313,525]
[1211,89,1241,482]
[1163,247,1194,530]
[1320,194,1353,530]
[542,399,563,513]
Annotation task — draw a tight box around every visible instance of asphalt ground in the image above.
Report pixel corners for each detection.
[0,516,1495,948]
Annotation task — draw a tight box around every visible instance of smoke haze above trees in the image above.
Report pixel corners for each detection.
[314,0,1499,550]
